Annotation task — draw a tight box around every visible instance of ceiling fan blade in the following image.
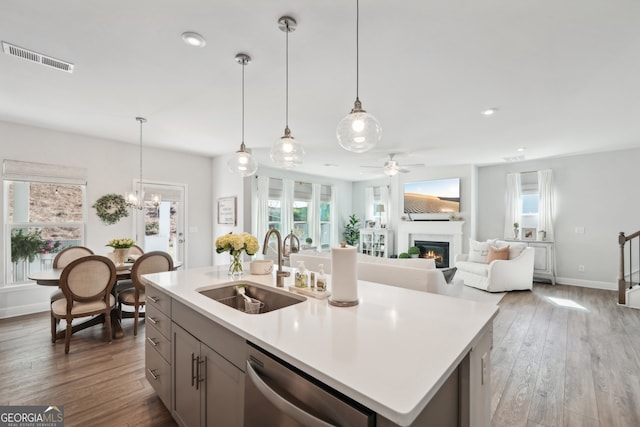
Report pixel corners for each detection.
[397,167,411,173]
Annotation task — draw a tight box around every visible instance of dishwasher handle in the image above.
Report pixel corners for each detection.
[246,360,334,427]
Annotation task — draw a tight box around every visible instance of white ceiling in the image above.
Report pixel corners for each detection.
[1,0,639,181]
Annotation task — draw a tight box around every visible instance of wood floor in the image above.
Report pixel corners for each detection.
[492,283,640,427]
[1,283,639,426]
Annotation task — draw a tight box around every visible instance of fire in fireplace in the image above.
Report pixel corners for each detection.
[414,240,450,268]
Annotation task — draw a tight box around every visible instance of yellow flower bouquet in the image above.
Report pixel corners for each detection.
[106,237,136,249]
[215,232,259,276]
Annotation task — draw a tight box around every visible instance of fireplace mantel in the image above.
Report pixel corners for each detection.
[397,221,465,266]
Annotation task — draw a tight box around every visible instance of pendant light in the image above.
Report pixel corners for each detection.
[227,53,258,177]
[125,117,147,210]
[336,0,381,153]
[270,16,304,168]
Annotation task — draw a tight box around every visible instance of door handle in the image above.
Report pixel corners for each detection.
[246,360,333,427]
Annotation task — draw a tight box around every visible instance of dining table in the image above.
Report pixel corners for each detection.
[29,260,183,340]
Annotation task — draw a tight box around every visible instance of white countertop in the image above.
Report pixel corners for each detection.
[143,264,499,426]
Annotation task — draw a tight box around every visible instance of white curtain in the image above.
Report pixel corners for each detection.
[504,173,522,239]
[311,183,321,250]
[364,187,374,222]
[282,179,294,237]
[538,169,555,241]
[380,185,390,226]
[254,175,270,245]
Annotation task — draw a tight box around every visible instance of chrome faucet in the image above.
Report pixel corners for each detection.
[262,229,290,287]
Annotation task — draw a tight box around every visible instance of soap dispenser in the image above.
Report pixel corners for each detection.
[295,261,309,288]
[316,264,327,292]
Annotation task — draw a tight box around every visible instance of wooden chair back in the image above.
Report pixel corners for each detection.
[131,251,174,294]
[59,255,116,305]
[53,246,94,269]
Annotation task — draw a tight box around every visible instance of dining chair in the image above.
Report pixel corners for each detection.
[50,255,117,354]
[118,251,173,336]
[50,246,95,339]
[114,244,145,294]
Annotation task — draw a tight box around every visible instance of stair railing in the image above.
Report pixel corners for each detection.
[618,231,640,305]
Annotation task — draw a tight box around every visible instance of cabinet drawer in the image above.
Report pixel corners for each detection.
[172,300,246,371]
[146,304,171,339]
[146,323,171,363]
[145,341,171,409]
[146,285,171,316]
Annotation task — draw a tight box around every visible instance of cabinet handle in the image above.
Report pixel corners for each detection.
[146,337,158,347]
[147,316,158,325]
[147,368,159,381]
[148,296,160,303]
[191,353,197,387]
[195,356,206,390]
[246,360,333,427]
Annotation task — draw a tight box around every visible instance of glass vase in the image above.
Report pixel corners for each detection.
[229,251,243,278]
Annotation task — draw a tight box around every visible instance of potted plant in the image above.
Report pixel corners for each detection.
[513,222,520,239]
[398,252,410,259]
[408,246,420,258]
[343,214,361,246]
[11,229,44,281]
[305,237,313,245]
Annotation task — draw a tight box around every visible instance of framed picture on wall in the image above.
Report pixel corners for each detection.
[522,227,536,240]
[217,196,237,226]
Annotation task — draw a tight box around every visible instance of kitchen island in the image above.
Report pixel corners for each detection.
[142,265,499,426]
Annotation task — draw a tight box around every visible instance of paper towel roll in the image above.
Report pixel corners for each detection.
[330,244,358,304]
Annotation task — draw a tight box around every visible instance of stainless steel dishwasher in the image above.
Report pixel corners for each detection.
[245,342,375,427]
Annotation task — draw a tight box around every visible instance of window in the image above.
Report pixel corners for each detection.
[519,172,539,229]
[5,181,86,284]
[262,178,334,251]
[4,160,87,285]
[293,182,312,242]
[319,185,332,248]
[267,178,283,232]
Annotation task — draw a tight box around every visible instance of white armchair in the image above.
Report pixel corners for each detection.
[455,241,535,292]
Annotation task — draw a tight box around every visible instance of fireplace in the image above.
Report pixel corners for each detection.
[414,240,450,268]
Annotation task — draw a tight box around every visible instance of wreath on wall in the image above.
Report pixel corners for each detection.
[93,193,129,225]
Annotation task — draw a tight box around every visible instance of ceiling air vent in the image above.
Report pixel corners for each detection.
[2,41,74,73]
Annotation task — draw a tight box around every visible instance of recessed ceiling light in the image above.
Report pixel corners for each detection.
[482,108,498,116]
[517,147,526,152]
[181,32,206,47]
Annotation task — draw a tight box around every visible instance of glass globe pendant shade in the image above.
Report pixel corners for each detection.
[270,127,304,168]
[337,98,382,153]
[227,144,258,177]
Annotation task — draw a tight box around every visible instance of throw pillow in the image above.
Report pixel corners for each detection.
[468,239,490,263]
[486,245,510,263]
[441,267,457,283]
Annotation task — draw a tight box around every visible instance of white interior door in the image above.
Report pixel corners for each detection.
[135,182,186,265]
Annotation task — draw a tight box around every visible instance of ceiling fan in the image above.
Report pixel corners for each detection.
[360,154,423,176]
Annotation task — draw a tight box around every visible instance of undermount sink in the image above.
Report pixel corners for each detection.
[198,281,306,314]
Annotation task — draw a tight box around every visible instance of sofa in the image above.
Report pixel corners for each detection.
[289,251,459,294]
[455,239,535,292]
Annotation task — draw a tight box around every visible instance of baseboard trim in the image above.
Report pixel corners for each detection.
[555,276,616,291]
[0,302,49,319]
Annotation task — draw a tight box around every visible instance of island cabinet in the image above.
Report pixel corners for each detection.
[377,325,492,427]
[145,286,173,409]
[171,300,245,427]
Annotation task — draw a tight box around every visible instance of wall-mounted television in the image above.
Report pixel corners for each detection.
[403,178,460,214]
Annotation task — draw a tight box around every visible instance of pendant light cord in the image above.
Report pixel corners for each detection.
[241,59,245,145]
[285,20,289,129]
[356,0,359,100]
[138,119,143,196]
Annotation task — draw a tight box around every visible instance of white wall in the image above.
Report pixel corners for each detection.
[477,147,640,290]
[0,121,213,317]
[353,164,476,256]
